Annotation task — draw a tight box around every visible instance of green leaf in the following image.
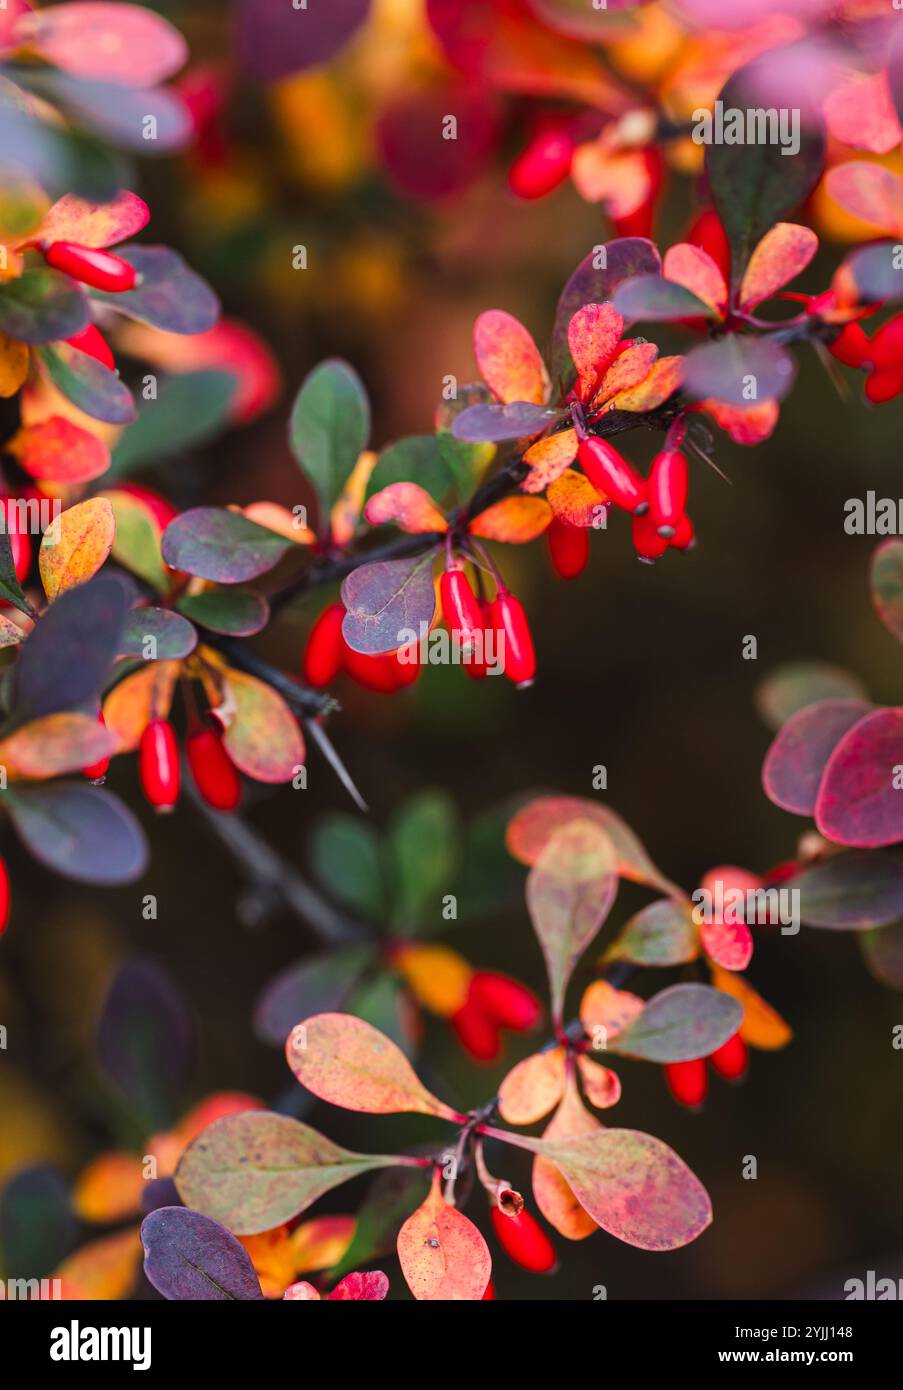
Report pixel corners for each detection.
[109,370,238,476]
[119,608,197,660]
[174,1110,398,1235]
[0,1166,74,1280]
[453,798,527,921]
[289,359,370,518]
[707,62,825,292]
[0,268,88,344]
[349,973,417,1056]
[861,920,903,989]
[161,507,291,583]
[311,814,387,918]
[605,897,700,967]
[177,588,270,636]
[0,530,33,617]
[389,790,459,933]
[871,539,903,645]
[38,343,136,425]
[790,850,903,930]
[0,102,127,201]
[608,983,743,1062]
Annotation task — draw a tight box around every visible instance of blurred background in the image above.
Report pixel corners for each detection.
[1,0,902,1300]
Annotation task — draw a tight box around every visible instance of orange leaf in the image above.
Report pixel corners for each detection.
[39,497,115,600]
[239,1226,300,1299]
[397,1173,491,1301]
[35,190,149,249]
[331,449,378,546]
[547,468,606,524]
[596,341,658,402]
[579,979,645,1044]
[73,1153,145,1224]
[825,162,903,238]
[0,334,29,397]
[241,501,315,546]
[662,243,728,318]
[737,223,818,314]
[521,428,578,493]
[709,964,793,1051]
[566,303,624,401]
[291,1215,356,1274]
[469,495,552,543]
[392,944,472,1017]
[286,1013,460,1120]
[576,1055,621,1110]
[364,482,448,535]
[53,1229,142,1300]
[609,355,683,412]
[103,661,181,752]
[7,417,110,484]
[498,1047,566,1125]
[474,309,549,405]
[571,144,656,219]
[219,667,305,783]
[533,1074,601,1241]
[0,711,115,780]
[703,398,779,445]
[824,70,902,156]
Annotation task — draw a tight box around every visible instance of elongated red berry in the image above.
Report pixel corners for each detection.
[490,1207,556,1274]
[468,972,541,1032]
[187,727,241,812]
[66,322,115,369]
[709,1031,748,1082]
[632,510,668,563]
[83,710,111,782]
[827,322,869,369]
[547,516,589,579]
[669,512,696,551]
[451,997,500,1061]
[491,590,536,688]
[7,525,31,583]
[464,600,492,681]
[578,437,647,514]
[508,127,574,200]
[440,566,483,653]
[664,1059,708,1108]
[44,242,137,292]
[343,645,406,694]
[139,719,180,812]
[303,603,345,688]
[649,449,688,537]
[0,855,9,936]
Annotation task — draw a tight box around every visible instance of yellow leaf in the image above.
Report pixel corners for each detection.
[522,428,578,493]
[710,964,793,1051]
[392,944,472,1017]
[0,334,29,397]
[469,496,552,543]
[39,498,115,600]
[73,1152,145,1224]
[547,469,605,525]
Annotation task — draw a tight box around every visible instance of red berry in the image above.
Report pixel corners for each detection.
[451,997,500,1061]
[343,645,406,694]
[464,600,492,681]
[490,1207,556,1274]
[649,449,688,537]
[577,437,647,514]
[83,710,111,782]
[440,566,483,653]
[187,727,241,812]
[303,603,345,688]
[709,1031,748,1082]
[669,513,696,551]
[468,971,541,1032]
[632,510,668,563]
[482,1279,496,1300]
[686,207,731,284]
[508,127,574,200]
[44,242,137,293]
[828,322,869,369]
[664,1059,708,1108]
[547,516,589,579]
[391,639,421,688]
[139,719,180,812]
[66,322,115,369]
[490,590,536,688]
[7,525,31,583]
[0,855,9,936]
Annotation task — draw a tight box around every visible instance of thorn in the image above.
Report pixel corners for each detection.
[305,717,368,813]
[689,437,732,485]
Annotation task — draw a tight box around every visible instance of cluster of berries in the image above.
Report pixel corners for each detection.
[448,969,541,1062]
[664,1031,748,1108]
[84,714,242,815]
[577,435,695,565]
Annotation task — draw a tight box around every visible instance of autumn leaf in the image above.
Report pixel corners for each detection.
[737,223,818,314]
[218,667,305,783]
[72,1153,145,1224]
[474,309,549,405]
[547,468,604,525]
[0,711,115,780]
[521,428,579,493]
[39,497,115,600]
[364,482,448,535]
[285,1013,461,1120]
[508,795,682,896]
[397,1173,492,1301]
[579,979,645,1043]
[103,661,181,752]
[709,964,792,1051]
[662,244,728,318]
[53,1229,142,1301]
[469,495,552,543]
[533,1074,601,1241]
[498,1047,566,1125]
[566,303,624,401]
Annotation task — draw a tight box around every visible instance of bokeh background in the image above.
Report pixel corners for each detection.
[2,0,902,1300]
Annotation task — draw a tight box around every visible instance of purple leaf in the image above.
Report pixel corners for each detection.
[614,274,717,324]
[38,74,192,154]
[162,508,292,583]
[141,1178,181,1217]
[254,946,377,1047]
[791,850,903,930]
[762,699,873,816]
[682,334,796,406]
[7,783,148,885]
[236,0,371,81]
[552,237,661,385]
[94,246,220,334]
[871,539,903,644]
[119,608,197,660]
[608,983,742,1063]
[141,1208,264,1300]
[39,343,136,425]
[98,959,194,1129]
[842,241,903,307]
[815,708,903,848]
[341,553,437,655]
[451,401,561,443]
